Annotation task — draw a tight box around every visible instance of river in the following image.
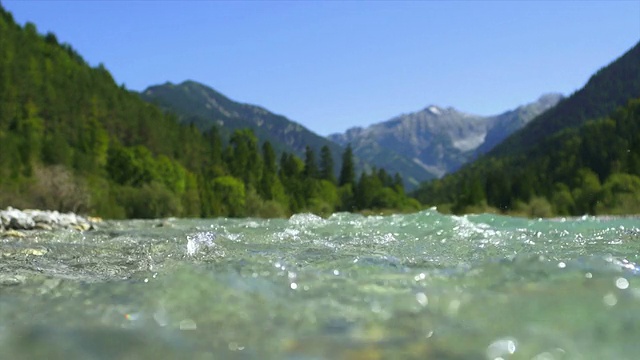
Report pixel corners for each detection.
[1,209,639,359]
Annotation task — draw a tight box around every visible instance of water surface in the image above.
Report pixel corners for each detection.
[1,210,639,359]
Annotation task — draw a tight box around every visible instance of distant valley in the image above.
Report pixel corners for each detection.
[3,1,637,219]
[140,81,563,190]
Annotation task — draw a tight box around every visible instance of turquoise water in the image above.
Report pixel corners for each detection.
[1,210,640,359]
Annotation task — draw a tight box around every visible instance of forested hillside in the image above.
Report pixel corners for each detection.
[0,6,417,218]
[490,42,640,157]
[413,42,640,217]
[140,81,349,176]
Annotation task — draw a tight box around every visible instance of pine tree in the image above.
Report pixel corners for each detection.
[259,141,277,200]
[339,144,355,187]
[319,145,336,184]
[225,129,261,189]
[303,145,319,179]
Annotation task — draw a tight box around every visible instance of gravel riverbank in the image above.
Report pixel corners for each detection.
[0,207,97,234]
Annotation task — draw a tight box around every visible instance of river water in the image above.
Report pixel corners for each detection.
[1,210,639,359]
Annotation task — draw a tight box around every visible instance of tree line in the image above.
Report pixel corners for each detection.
[0,6,418,219]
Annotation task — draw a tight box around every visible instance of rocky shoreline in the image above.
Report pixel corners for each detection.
[0,207,97,234]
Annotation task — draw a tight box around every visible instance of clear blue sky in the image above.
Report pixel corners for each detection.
[3,1,639,136]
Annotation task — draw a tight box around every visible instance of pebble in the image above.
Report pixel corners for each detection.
[21,247,48,256]
[2,229,26,238]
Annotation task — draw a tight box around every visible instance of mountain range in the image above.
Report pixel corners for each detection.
[3,2,638,219]
[328,94,562,184]
[141,81,562,189]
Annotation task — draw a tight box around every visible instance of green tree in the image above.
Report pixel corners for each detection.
[551,183,575,216]
[156,155,187,194]
[16,100,45,175]
[339,144,355,187]
[212,176,246,217]
[319,145,336,184]
[279,152,305,213]
[596,173,640,214]
[572,168,602,214]
[259,141,287,205]
[355,171,378,210]
[204,125,224,176]
[41,127,72,166]
[225,129,261,190]
[106,144,158,187]
[303,145,319,179]
[181,172,201,217]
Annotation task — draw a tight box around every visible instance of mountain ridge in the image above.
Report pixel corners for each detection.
[412,41,640,216]
[141,80,350,175]
[329,93,563,180]
[488,42,640,157]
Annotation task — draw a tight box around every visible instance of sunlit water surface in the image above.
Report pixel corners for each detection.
[1,210,640,359]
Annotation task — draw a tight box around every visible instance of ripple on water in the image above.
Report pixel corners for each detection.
[2,212,640,358]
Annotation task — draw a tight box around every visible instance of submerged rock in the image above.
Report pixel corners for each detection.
[0,274,25,286]
[2,229,26,238]
[0,207,96,232]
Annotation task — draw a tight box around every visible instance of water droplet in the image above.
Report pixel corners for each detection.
[616,277,629,290]
[124,312,141,321]
[371,302,382,313]
[153,308,168,327]
[585,272,593,279]
[290,282,298,290]
[531,352,555,360]
[448,299,461,315]
[416,292,428,306]
[603,292,618,307]
[333,269,340,276]
[557,262,566,269]
[180,318,197,330]
[486,337,517,359]
[228,342,244,351]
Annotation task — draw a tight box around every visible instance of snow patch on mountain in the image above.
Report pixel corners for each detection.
[452,132,486,152]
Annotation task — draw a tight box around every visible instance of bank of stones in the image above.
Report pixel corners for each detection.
[0,207,96,233]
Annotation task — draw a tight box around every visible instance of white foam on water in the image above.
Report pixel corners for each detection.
[186,232,217,256]
[289,213,324,226]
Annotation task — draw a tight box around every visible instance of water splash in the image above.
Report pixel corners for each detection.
[186,232,216,256]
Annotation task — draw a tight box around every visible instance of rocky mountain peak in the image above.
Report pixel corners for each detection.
[327,93,564,187]
[426,105,441,115]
